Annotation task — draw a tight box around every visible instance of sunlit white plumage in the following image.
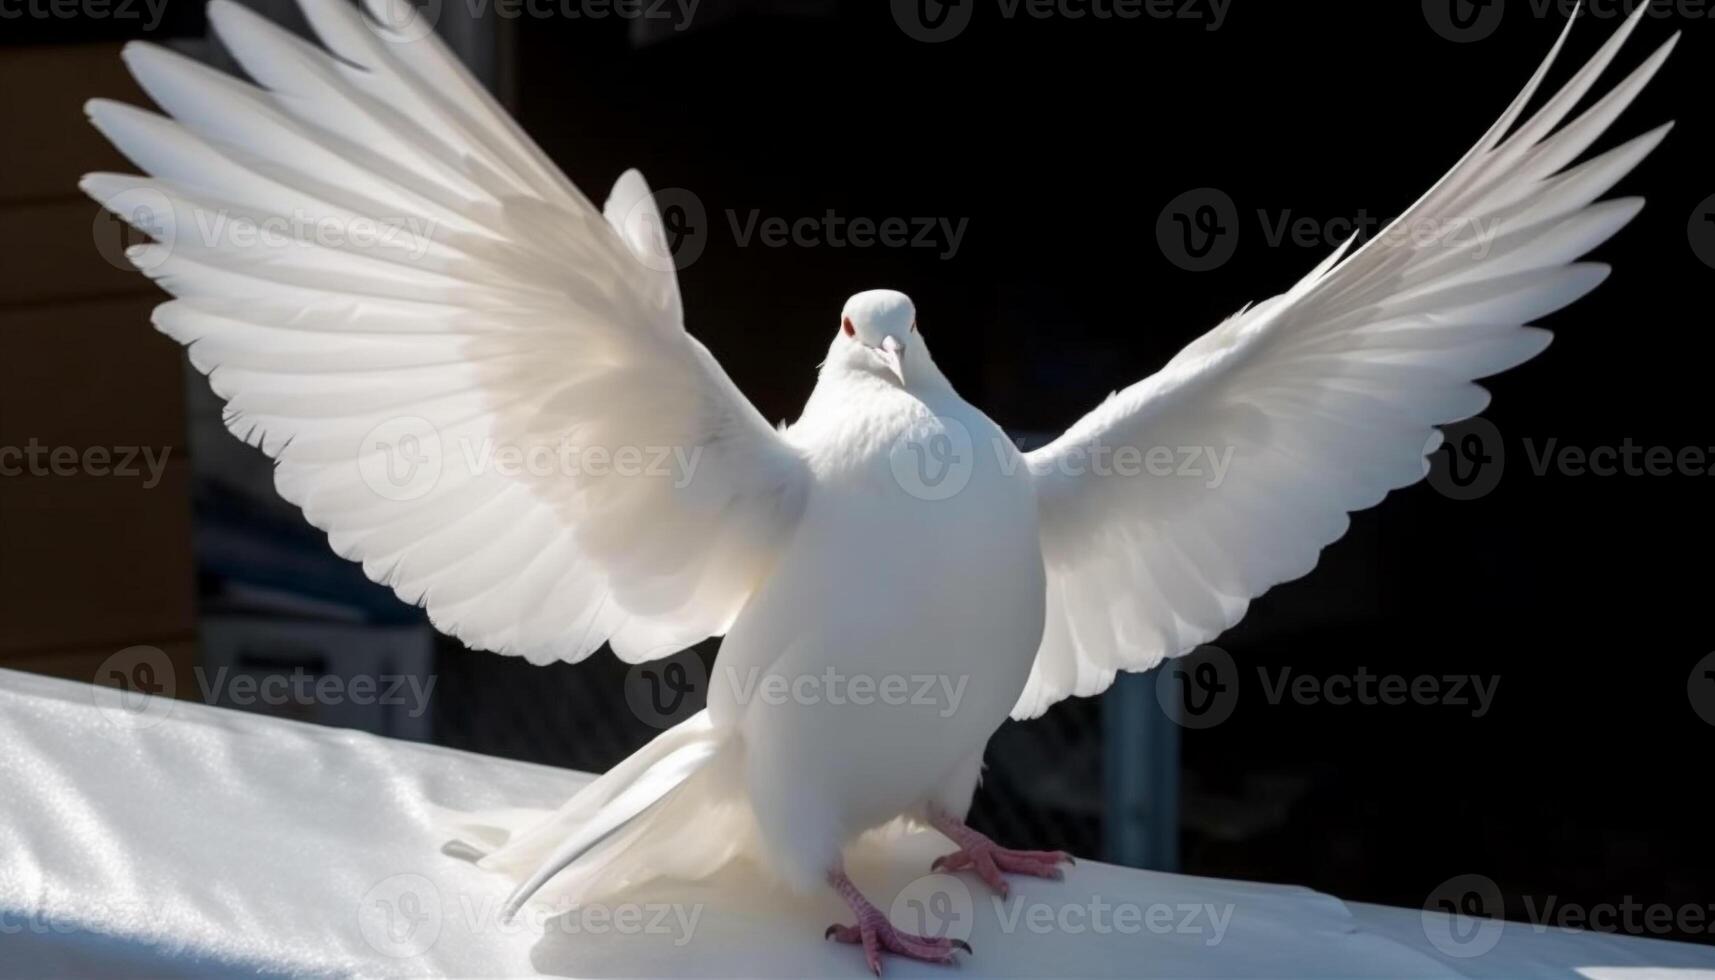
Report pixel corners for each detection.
[83,0,1673,968]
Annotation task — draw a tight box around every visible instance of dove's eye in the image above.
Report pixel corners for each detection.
[910,320,917,333]
[842,316,856,338]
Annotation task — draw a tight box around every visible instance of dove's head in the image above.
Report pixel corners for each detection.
[834,288,923,387]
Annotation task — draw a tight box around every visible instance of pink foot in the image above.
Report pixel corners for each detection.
[826,868,971,976]
[928,809,1074,898]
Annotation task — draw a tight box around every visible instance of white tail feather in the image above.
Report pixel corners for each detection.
[481,711,748,919]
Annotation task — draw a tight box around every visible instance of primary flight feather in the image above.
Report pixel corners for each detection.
[82,1,1674,972]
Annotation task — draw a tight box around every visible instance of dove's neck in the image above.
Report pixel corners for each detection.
[790,340,963,457]
[813,337,956,403]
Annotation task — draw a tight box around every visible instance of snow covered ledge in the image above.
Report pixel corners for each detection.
[1,668,1710,978]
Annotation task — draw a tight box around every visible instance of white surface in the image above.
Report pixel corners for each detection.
[2,668,1712,978]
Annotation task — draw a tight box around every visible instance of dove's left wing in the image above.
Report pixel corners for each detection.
[81,0,808,666]
[1014,9,1674,718]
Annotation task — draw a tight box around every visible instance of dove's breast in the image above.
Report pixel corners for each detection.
[708,389,1046,873]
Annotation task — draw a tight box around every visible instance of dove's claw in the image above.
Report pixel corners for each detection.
[824,920,966,972]
[928,808,1075,895]
[827,868,970,974]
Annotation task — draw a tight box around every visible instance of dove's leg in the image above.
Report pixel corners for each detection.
[927,806,1073,896]
[824,864,970,974]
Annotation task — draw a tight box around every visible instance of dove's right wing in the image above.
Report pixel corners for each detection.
[1014,8,1674,718]
[81,0,808,665]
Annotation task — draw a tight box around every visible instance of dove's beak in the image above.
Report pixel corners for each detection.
[876,335,907,385]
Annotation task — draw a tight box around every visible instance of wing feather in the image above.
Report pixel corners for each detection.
[83,0,806,666]
[1016,7,1674,718]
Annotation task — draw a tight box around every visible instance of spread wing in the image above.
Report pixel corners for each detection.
[82,0,807,665]
[1015,7,1675,718]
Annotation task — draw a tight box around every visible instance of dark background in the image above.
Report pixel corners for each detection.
[4,0,1712,950]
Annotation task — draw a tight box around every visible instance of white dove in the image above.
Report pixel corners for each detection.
[83,0,1674,971]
